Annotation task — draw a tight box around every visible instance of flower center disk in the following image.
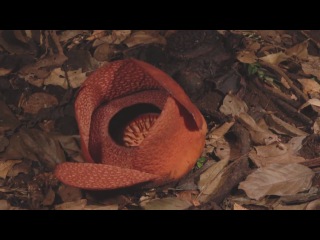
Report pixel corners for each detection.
[122,113,159,147]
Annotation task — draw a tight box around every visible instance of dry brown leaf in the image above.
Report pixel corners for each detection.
[301,55,320,79]
[273,203,308,210]
[7,160,31,177]
[236,51,257,64]
[0,68,12,76]
[124,30,166,48]
[84,204,119,210]
[141,197,192,210]
[219,93,248,116]
[239,163,315,200]
[93,43,112,61]
[100,30,131,44]
[299,98,320,113]
[285,40,309,59]
[86,30,108,41]
[305,199,320,210]
[3,128,65,170]
[238,112,279,145]
[55,199,87,210]
[51,134,82,160]
[0,159,22,179]
[249,143,306,167]
[257,30,282,43]
[176,190,199,204]
[59,30,89,43]
[233,203,249,210]
[197,158,229,202]
[313,117,320,134]
[57,184,82,202]
[260,52,289,65]
[20,92,58,114]
[297,78,320,95]
[265,114,308,137]
[44,68,87,89]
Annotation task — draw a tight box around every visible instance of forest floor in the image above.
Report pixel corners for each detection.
[0,30,320,210]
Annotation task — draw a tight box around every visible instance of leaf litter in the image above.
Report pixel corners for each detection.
[0,30,320,210]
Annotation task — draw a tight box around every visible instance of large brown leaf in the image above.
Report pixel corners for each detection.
[239,163,314,200]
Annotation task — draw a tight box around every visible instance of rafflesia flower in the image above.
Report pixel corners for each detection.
[55,59,207,190]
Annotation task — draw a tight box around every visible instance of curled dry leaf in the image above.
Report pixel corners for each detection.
[197,158,229,203]
[0,159,22,179]
[141,197,192,210]
[285,40,309,59]
[7,160,31,177]
[313,117,320,134]
[20,92,58,114]
[299,98,320,113]
[260,52,289,65]
[239,163,315,200]
[238,112,279,145]
[305,199,320,210]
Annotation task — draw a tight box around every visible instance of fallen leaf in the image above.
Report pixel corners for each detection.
[84,204,119,210]
[59,30,89,43]
[238,112,279,145]
[86,30,108,41]
[7,160,31,177]
[219,93,248,116]
[3,128,65,170]
[305,199,320,210]
[285,40,309,59]
[176,190,199,204]
[197,158,229,202]
[0,68,12,76]
[233,203,248,210]
[260,52,289,65]
[19,92,58,114]
[141,197,192,210]
[299,98,320,112]
[93,43,113,61]
[99,30,131,44]
[301,55,320,80]
[239,163,315,200]
[0,159,22,179]
[213,139,231,160]
[257,30,282,43]
[57,184,82,202]
[50,134,82,161]
[55,199,87,210]
[236,50,257,63]
[249,143,306,167]
[124,30,166,48]
[297,78,320,95]
[313,117,320,134]
[273,203,308,210]
[44,68,87,89]
[265,114,308,137]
